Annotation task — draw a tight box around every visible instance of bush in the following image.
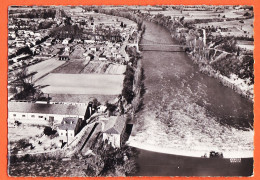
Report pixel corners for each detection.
[16,139,31,150]
[43,127,57,136]
[106,102,117,113]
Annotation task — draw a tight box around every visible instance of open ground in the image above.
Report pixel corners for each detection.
[35,73,124,95]
[28,58,66,82]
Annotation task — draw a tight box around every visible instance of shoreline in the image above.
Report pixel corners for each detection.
[126,139,253,159]
[187,53,254,103]
[144,18,254,103]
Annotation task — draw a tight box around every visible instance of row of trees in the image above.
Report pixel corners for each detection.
[16,9,56,19]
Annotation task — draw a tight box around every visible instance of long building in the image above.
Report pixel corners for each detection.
[8,101,87,125]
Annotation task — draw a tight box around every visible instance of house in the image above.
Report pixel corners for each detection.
[59,52,70,61]
[99,56,107,61]
[84,39,95,44]
[64,46,70,52]
[89,47,97,52]
[74,38,83,43]
[57,117,83,143]
[102,116,126,148]
[34,33,41,38]
[62,38,71,45]
[15,39,25,48]
[8,101,87,125]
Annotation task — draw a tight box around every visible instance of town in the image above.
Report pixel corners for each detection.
[8,5,254,177]
[8,6,144,176]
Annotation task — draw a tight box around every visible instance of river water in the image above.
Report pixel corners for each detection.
[130,21,254,176]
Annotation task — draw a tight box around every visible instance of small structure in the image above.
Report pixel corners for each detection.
[57,117,83,143]
[102,116,126,148]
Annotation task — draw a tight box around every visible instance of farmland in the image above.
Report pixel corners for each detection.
[81,61,126,74]
[47,94,118,104]
[52,59,126,75]
[51,59,89,74]
[195,19,254,37]
[35,73,125,95]
[8,125,43,142]
[27,58,66,82]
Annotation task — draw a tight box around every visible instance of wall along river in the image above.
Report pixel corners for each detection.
[128,21,254,176]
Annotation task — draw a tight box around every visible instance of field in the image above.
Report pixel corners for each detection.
[147,9,245,20]
[81,61,126,74]
[70,49,85,59]
[51,59,89,74]
[8,124,60,155]
[8,125,43,142]
[195,19,254,37]
[237,40,254,51]
[184,10,244,20]
[94,13,137,27]
[52,60,126,75]
[27,58,66,82]
[48,94,118,104]
[35,73,124,95]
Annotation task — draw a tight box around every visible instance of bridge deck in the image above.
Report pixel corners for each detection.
[139,44,186,47]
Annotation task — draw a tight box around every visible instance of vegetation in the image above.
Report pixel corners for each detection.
[15,9,56,19]
[122,65,135,104]
[11,67,44,101]
[105,102,117,114]
[50,24,83,39]
[83,135,139,176]
[43,127,57,136]
[9,135,139,177]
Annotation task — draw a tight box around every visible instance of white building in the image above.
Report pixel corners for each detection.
[57,117,83,143]
[8,101,87,125]
[102,116,126,148]
[62,38,71,45]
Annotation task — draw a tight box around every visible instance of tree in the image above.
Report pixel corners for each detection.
[43,126,57,136]
[106,102,117,114]
[120,22,124,28]
[122,65,135,104]
[180,16,185,23]
[11,67,44,100]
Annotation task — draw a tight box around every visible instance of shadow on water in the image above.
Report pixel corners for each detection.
[130,148,253,177]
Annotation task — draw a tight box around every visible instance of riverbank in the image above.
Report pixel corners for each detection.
[127,139,253,158]
[146,16,254,103]
[187,53,254,103]
[127,110,253,159]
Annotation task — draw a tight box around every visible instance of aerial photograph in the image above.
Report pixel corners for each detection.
[7,5,254,176]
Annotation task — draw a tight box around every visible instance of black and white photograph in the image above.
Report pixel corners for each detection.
[7,5,254,177]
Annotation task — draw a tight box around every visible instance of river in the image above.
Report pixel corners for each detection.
[129,21,254,176]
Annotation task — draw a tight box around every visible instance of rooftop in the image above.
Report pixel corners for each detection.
[58,117,80,130]
[103,116,126,134]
